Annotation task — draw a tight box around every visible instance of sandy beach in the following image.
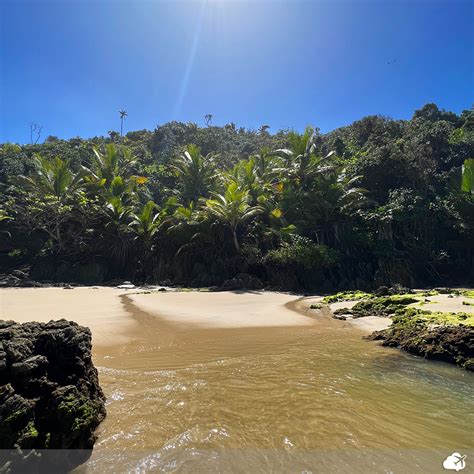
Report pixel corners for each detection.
[2,288,471,349]
[0,288,317,349]
[0,287,139,347]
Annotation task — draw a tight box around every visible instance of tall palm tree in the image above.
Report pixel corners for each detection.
[205,182,263,253]
[119,110,128,136]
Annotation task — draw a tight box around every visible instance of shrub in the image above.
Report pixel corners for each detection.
[264,236,339,270]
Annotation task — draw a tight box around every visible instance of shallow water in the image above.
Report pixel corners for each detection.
[79,296,474,473]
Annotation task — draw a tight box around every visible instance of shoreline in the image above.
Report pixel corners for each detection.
[1,286,472,358]
[0,286,427,343]
[0,288,319,351]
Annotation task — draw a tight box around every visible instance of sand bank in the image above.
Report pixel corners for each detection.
[0,288,316,349]
[128,290,315,329]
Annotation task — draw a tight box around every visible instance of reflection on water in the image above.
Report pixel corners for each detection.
[79,296,474,473]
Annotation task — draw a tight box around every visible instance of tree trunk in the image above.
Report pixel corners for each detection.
[232,229,240,253]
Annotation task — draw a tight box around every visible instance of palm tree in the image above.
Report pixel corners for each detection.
[101,194,134,268]
[15,155,87,252]
[119,110,128,136]
[82,144,137,193]
[129,201,161,251]
[17,154,84,201]
[205,182,263,253]
[272,126,320,183]
[171,144,218,204]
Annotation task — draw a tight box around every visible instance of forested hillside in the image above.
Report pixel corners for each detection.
[1,103,473,290]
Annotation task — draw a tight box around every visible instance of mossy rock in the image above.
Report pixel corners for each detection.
[0,320,106,471]
[47,386,105,449]
[367,307,474,370]
[322,291,373,304]
[351,295,418,318]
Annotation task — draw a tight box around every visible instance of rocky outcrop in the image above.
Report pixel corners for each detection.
[369,322,474,371]
[348,296,418,318]
[0,270,43,288]
[0,320,106,472]
[221,273,264,291]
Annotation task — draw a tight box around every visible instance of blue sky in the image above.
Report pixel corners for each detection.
[1,0,472,144]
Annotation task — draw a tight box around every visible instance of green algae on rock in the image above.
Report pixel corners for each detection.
[368,308,474,370]
[0,320,106,472]
[348,295,418,318]
[322,291,373,304]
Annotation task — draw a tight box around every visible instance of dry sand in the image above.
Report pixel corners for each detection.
[0,287,139,347]
[412,294,474,313]
[129,290,315,329]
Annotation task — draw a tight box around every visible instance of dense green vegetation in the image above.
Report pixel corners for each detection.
[0,103,473,290]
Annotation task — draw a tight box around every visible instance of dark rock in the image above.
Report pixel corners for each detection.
[19,280,44,288]
[221,273,264,291]
[368,323,474,371]
[434,287,454,294]
[0,320,106,471]
[11,355,48,378]
[158,287,167,292]
[0,275,20,287]
[11,270,28,280]
[374,284,411,296]
[374,286,390,296]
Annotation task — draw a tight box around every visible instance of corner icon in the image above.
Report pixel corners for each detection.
[443,453,467,471]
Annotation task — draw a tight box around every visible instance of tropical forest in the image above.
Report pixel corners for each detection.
[1,103,473,290]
